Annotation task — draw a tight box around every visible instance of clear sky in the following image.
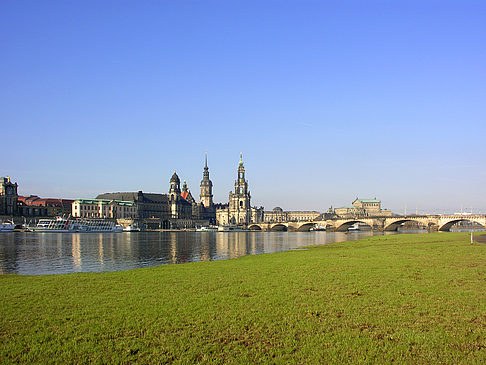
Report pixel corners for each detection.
[1,0,485,214]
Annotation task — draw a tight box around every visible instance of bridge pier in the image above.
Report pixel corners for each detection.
[372,219,385,232]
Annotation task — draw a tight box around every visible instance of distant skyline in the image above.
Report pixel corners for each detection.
[2,1,485,214]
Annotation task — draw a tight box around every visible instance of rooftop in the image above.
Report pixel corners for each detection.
[355,198,381,203]
[74,199,136,206]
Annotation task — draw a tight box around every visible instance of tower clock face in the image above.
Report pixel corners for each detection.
[6,187,13,195]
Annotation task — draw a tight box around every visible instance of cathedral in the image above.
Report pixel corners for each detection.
[216,154,263,226]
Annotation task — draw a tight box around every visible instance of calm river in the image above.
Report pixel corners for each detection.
[0,230,427,275]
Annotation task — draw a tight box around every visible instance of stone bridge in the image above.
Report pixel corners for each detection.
[248,215,486,232]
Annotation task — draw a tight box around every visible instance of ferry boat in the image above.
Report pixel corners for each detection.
[217,225,250,232]
[0,221,15,232]
[31,217,123,233]
[196,226,218,232]
[348,223,360,231]
[123,224,141,232]
[310,224,326,231]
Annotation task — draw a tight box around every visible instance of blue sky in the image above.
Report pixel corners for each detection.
[1,0,485,214]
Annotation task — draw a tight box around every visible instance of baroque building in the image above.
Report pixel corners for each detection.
[216,154,263,226]
[0,177,18,216]
[98,171,194,228]
[334,198,392,218]
[168,171,193,220]
[72,199,137,219]
[263,207,321,222]
[97,156,217,228]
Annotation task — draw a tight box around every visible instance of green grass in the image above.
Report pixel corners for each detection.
[1,232,486,364]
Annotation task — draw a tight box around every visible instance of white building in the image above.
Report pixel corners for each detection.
[72,199,137,219]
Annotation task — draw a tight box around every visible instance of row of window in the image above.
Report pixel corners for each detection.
[75,205,136,211]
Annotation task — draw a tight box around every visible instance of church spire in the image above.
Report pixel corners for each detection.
[203,152,209,179]
[200,152,213,208]
[237,153,245,180]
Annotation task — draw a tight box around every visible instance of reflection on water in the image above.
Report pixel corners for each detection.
[0,230,426,275]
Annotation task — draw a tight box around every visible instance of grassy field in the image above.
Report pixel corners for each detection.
[1,232,485,364]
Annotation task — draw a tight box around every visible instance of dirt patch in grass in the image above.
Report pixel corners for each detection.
[475,234,486,244]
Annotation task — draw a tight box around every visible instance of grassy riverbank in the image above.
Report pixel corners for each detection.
[1,232,485,363]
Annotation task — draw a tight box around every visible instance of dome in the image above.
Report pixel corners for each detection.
[170,171,180,184]
[273,207,283,212]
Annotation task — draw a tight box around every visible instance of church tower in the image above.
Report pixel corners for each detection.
[200,152,213,208]
[169,171,181,202]
[228,153,251,224]
[169,171,181,219]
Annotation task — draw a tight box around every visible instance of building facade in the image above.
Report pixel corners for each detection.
[168,171,194,220]
[18,196,74,217]
[97,169,206,229]
[263,207,321,222]
[216,154,263,226]
[0,177,18,216]
[72,199,137,219]
[334,198,392,218]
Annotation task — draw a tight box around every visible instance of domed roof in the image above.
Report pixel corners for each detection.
[273,207,283,212]
[170,171,180,184]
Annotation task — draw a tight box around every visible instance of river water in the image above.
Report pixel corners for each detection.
[0,230,427,275]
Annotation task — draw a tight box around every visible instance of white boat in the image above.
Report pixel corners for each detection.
[196,226,218,232]
[123,225,141,232]
[348,223,360,231]
[310,224,326,231]
[0,221,15,232]
[31,216,123,233]
[217,225,249,232]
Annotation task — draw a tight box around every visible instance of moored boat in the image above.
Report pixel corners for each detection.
[217,225,250,232]
[31,216,123,233]
[123,225,141,232]
[310,224,326,231]
[196,226,218,232]
[0,221,15,232]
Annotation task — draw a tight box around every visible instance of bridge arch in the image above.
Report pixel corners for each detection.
[248,224,262,231]
[335,220,372,232]
[270,223,288,232]
[439,218,485,232]
[296,223,315,232]
[384,219,427,232]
